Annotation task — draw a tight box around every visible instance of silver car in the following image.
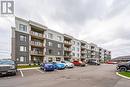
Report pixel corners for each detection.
[0,59,17,76]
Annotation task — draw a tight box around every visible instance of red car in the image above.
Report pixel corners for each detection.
[106,61,117,64]
[72,61,86,66]
[72,61,81,66]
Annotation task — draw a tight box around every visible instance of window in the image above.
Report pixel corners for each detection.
[56,57,61,61]
[77,42,80,46]
[73,53,75,56]
[20,46,26,52]
[57,36,61,41]
[48,33,53,39]
[58,51,60,55]
[58,44,61,48]
[48,49,52,54]
[73,41,75,45]
[19,24,27,32]
[20,35,26,41]
[20,56,26,62]
[77,48,79,51]
[48,42,53,46]
[77,53,79,57]
[73,47,75,51]
[48,57,53,62]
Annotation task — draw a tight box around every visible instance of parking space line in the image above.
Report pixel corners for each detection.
[20,70,24,77]
[36,69,45,74]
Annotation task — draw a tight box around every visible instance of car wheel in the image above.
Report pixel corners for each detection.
[12,72,16,76]
[119,67,127,72]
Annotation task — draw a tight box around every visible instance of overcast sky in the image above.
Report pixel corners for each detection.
[0,0,130,58]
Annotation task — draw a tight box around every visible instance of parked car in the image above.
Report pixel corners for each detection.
[72,61,86,67]
[0,59,17,76]
[117,61,130,72]
[106,61,117,64]
[87,59,100,65]
[52,62,66,70]
[61,61,74,68]
[40,62,55,71]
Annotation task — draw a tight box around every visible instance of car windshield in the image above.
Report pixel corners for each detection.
[0,60,15,65]
[127,61,130,64]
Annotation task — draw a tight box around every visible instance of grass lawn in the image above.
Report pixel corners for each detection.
[17,65,40,69]
[118,71,130,78]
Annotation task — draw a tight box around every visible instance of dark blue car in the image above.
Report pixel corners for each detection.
[40,63,55,71]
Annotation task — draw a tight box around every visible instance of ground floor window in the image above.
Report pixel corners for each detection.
[56,57,61,61]
[20,56,26,62]
[48,57,53,62]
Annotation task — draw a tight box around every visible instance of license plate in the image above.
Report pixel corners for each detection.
[1,72,6,75]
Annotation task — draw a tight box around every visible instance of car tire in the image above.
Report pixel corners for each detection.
[119,67,127,72]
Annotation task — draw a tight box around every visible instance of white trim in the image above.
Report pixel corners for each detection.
[20,70,24,77]
[18,67,40,70]
[116,72,130,80]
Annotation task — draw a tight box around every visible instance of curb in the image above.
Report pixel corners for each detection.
[116,72,130,80]
[18,67,40,70]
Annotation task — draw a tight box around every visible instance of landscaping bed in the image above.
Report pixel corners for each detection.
[118,71,130,78]
[17,65,40,69]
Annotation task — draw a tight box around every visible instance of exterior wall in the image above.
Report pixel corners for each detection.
[86,43,91,58]
[44,29,64,62]
[63,34,73,61]
[71,39,81,60]
[11,17,111,64]
[12,17,30,64]
[15,31,29,64]
[15,17,30,34]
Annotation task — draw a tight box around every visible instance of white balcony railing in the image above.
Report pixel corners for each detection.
[64,41,72,45]
[64,47,71,51]
[30,31,43,38]
[31,51,43,55]
[31,41,43,47]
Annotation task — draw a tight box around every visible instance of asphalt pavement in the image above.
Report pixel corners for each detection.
[0,64,129,87]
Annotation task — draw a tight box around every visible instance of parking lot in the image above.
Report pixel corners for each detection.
[0,64,129,87]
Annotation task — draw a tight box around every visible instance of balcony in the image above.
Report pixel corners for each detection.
[81,51,86,54]
[64,48,72,52]
[64,55,71,59]
[81,46,86,49]
[91,52,95,55]
[31,41,44,48]
[30,31,44,39]
[31,51,44,56]
[64,41,72,46]
[80,56,86,59]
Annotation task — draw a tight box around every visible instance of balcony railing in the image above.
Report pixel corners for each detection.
[30,31,44,38]
[64,48,71,51]
[81,46,86,49]
[64,41,72,45]
[91,53,95,55]
[80,56,86,59]
[31,41,43,47]
[81,51,86,54]
[31,51,43,56]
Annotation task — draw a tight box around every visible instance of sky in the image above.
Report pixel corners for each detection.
[0,0,130,58]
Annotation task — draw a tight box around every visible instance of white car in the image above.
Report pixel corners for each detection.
[61,61,74,68]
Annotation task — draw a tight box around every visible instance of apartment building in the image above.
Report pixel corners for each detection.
[44,29,64,62]
[89,43,99,59]
[71,39,81,61]
[11,17,111,64]
[80,40,87,61]
[99,47,105,62]
[64,34,73,61]
[12,17,47,64]
[104,50,111,62]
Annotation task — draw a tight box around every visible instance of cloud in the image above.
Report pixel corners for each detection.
[0,0,130,58]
